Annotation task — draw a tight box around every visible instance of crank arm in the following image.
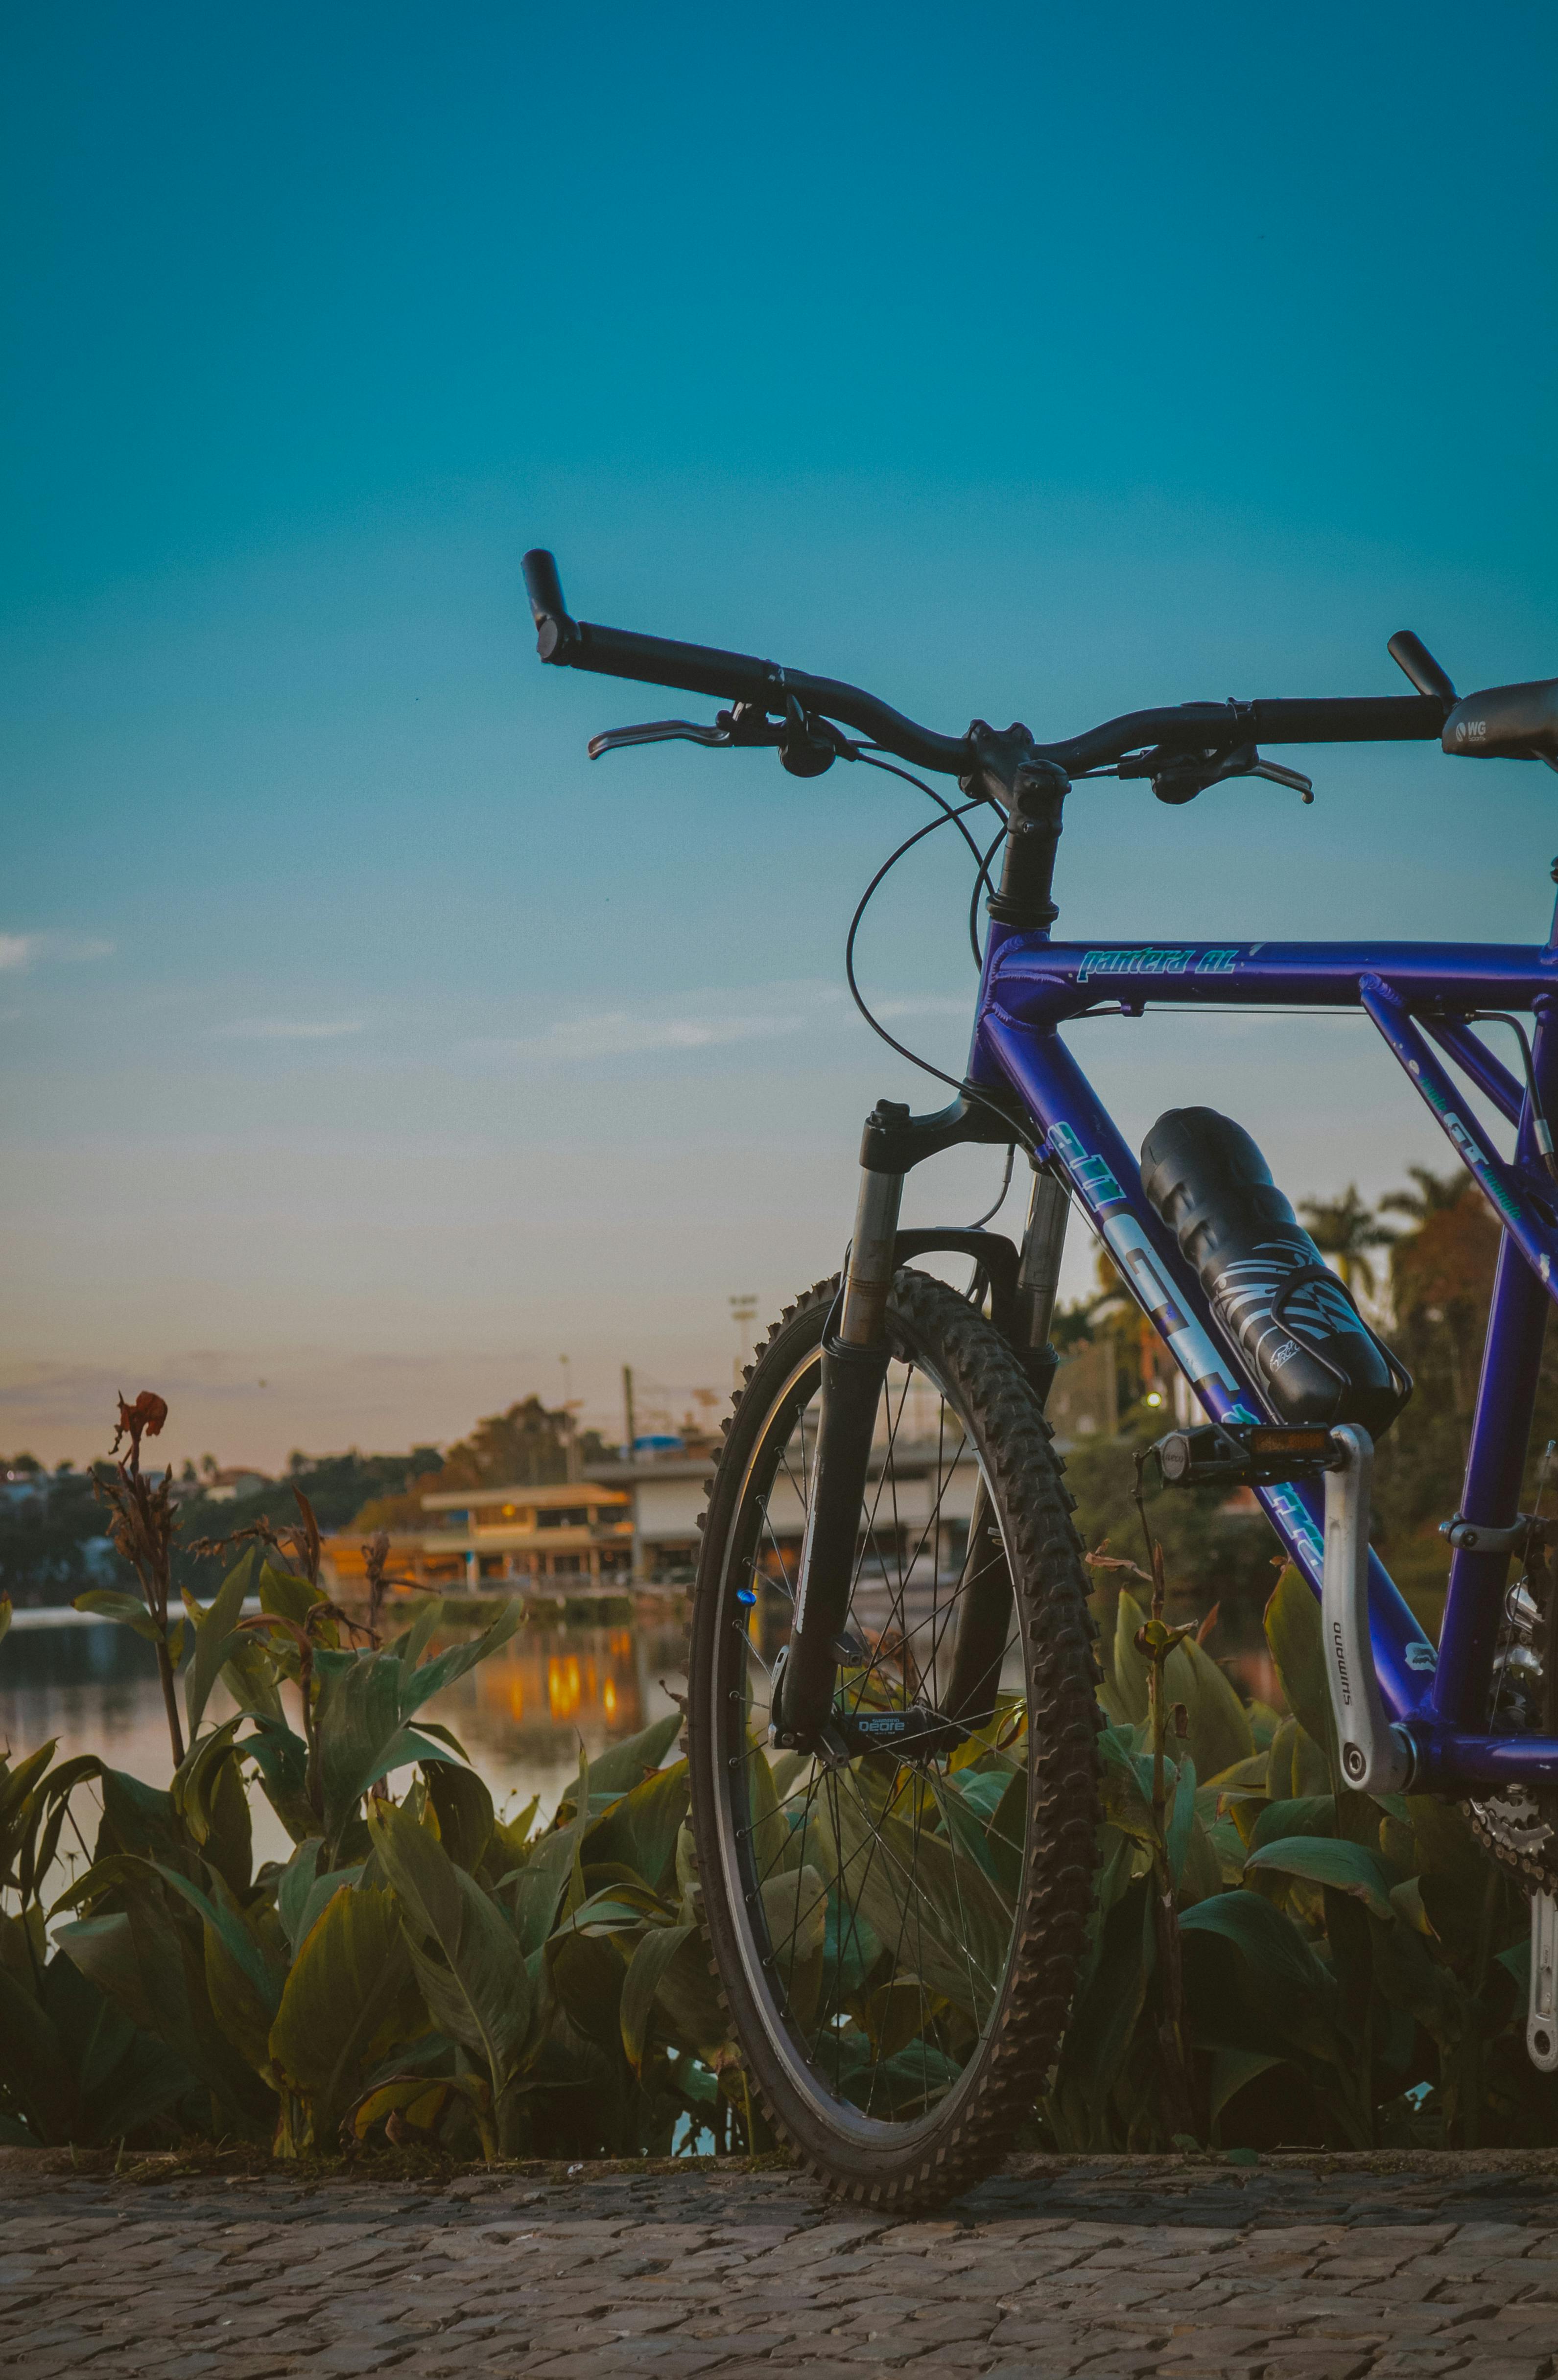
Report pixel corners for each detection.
[1322,1425,1414,1793]
[1531,1891,1558,2072]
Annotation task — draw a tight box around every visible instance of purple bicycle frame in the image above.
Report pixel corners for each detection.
[963,919,1558,1798]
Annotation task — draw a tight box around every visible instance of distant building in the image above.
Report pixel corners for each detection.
[319,1344,1124,1601]
[200,1467,273,1504]
[583,1455,712,1583]
[322,1479,633,1597]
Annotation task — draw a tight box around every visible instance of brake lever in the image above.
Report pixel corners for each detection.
[1118,739,1314,805]
[587,697,848,776]
[588,716,738,759]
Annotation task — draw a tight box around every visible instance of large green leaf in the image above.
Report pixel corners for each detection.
[0,1744,59,1881]
[238,1714,316,1842]
[1163,1637,1254,1781]
[172,1720,254,1896]
[1049,1874,1153,2151]
[183,1550,259,1738]
[56,1910,161,2033]
[1370,1904,1465,2050]
[425,1761,495,1875]
[368,1800,532,2089]
[1112,1592,1152,1725]
[94,1767,188,1866]
[389,1597,447,1675]
[579,1713,683,1803]
[1243,1835,1397,1921]
[1166,1756,1198,1886]
[731,1744,791,1888]
[315,1649,407,1848]
[275,1837,367,1958]
[314,1648,466,1851]
[927,1767,1004,1885]
[810,1772,1011,2020]
[397,1599,524,1721]
[984,1765,1028,1898]
[220,1634,286,1728]
[504,1751,592,1955]
[619,1921,693,2071]
[585,1756,692,1899]
[0,1960,78,2144]
[642,1923,727,2059]
[1180,1886,1341,2067]
[42,1948,198,2146]
[1208,2047,1287,2125]
[64,1867,272,2128]
[1406,1795,1500,1969]
[259,1561,329,1627]
[1251,1796,1335,1851]
[142,1863,284,2079]
[1110,1596,1253,1780]
[268,1884,425,2134]
[1264,1568,1337,1775]
[276,1838,326,1952]
[72,1589,160,1642]
[17,1755,104,1909]
[154,1862,283,2015]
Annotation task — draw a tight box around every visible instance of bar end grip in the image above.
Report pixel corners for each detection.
[522,548,577,661]
[1388,630,1456,710]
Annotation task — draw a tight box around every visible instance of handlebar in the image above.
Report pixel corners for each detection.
[522,548,1451,781]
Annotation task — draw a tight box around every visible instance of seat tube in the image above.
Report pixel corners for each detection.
[1434,1237,1550,1729]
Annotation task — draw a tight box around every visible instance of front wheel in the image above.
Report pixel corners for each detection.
[686,1269,1101,2208]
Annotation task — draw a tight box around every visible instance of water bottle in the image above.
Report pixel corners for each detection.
[1139,1106,1410,1437]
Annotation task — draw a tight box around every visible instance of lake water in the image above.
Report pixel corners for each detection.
[0,1614,690,1882]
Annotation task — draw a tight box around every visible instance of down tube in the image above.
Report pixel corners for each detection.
[981,1013,1439,1721]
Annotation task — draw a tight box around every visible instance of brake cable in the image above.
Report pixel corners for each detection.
[842,795,1039,1161]
[852,746,993,966]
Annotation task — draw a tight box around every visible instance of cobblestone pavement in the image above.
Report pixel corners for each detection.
[2,2153,1557,2380]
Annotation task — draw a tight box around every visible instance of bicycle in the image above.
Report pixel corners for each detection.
[522,546,1558,2205]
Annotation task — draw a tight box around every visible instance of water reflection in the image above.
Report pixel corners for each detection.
[0,1619,689,1875]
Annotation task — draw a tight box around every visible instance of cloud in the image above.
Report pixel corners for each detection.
[872,995,974,1021]
[501,1009,808,1060]
[0,932,114,971]
[214,1019,367,1042]
[465,980,980,1065]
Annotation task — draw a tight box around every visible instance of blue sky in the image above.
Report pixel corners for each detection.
[4,2,1556,1468]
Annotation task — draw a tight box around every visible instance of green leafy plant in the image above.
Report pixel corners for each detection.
[4,1417,747,2165]
[1049,1560,1546,2151]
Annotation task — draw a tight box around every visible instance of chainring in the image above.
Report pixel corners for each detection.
[1467,1784,1558,1894]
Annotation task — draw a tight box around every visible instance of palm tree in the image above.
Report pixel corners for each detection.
[1298,1183,1397,1305]
[1378,1162,1471,1226]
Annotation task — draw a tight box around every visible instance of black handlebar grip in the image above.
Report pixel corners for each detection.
[522,549,576,660]
[1387,631,1457,709]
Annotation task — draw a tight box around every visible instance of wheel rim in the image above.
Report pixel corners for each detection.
[706,1323,1031,2144]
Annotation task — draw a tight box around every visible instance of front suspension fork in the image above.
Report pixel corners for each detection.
[944,1165,1070,1729]
[775,1155,1070,1747]
[773,1164,903,1746]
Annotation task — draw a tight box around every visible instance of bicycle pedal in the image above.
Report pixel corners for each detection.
[1153,1420,1343,1489]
